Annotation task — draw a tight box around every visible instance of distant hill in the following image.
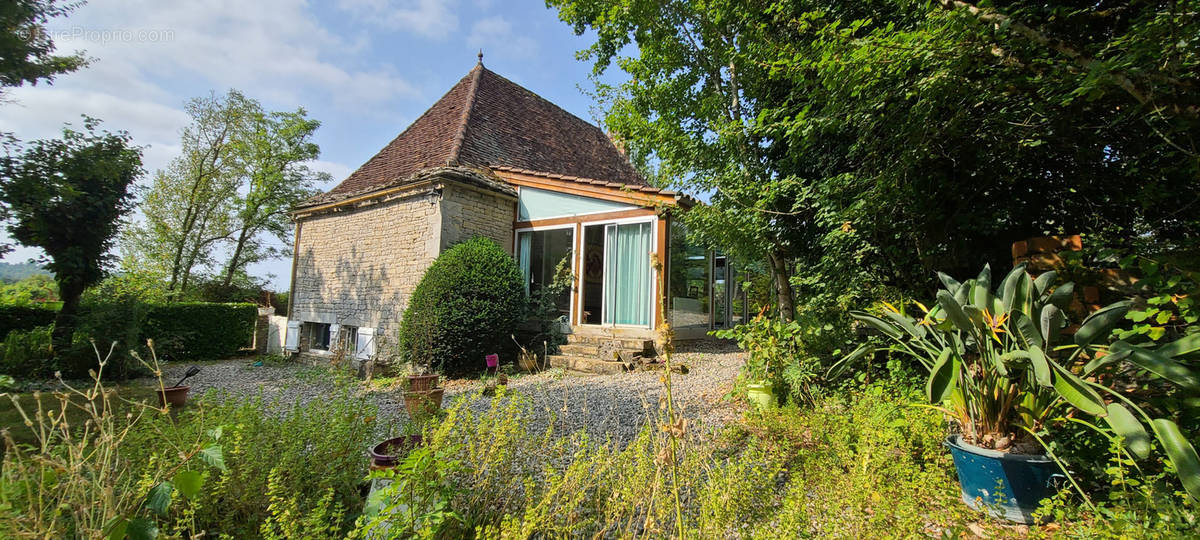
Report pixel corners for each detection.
[0,262,51,282]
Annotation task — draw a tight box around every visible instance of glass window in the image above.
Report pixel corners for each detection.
[517,228,574,317]
[669,221,710,331]
[306,322,330,351]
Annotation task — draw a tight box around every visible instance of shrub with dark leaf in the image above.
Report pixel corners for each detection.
[399,237,525,376]
[0,305,56,340]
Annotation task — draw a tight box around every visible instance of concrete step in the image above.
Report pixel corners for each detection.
[547,354,628,374]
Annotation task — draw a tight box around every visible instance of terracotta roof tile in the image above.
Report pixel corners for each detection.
[313,63,647,205]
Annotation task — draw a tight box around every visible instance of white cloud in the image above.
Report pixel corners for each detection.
[309,160,355,187]
[0,87,189,174]
[337,0,460,38]
[467,16,537,60]
[0,0,422,174]
[39,0,420,110]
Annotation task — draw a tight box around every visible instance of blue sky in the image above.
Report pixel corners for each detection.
[0,0,622,290]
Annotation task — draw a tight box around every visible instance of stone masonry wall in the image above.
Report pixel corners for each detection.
[291,189,442,337]
[439,183,516,254]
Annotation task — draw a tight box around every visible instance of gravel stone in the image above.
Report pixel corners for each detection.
[148,340,746,446]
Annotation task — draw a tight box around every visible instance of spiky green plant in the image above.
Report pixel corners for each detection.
[833,264,1200,502]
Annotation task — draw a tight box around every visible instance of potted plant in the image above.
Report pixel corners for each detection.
[713,310,793,410]
[833,264,1200,522]
[402,315,444,420]
[368,431,424,470]
[156,366,201,408]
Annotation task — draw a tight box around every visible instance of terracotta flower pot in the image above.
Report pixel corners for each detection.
[157,385,190,408]
[406,374,438,392]
[368,434,424,468]
[403,388,445,420]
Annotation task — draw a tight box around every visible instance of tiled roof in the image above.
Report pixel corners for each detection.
[307,63,647,206]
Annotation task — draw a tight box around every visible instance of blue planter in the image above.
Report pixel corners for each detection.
[945,435,1063,524]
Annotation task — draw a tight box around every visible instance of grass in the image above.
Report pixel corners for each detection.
[1,382,158,449]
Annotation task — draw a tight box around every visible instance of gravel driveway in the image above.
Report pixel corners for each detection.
[149,340,746,445]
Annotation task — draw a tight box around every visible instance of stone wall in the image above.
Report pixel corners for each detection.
[439,182,516,254]
[291,188,442,337]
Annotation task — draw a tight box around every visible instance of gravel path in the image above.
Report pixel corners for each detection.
[148,340,745,445]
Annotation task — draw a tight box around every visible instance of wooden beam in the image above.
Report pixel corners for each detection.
[655,215,669,330]
[495,169,678,208]
[514,208,657,230]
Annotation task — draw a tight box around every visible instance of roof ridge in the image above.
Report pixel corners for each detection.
[447,63,484,166]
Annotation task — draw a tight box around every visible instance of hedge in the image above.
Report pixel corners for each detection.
[142,302,258,361]
[399,237,525,376]
[0,301,257,379]
[0,305,57,340]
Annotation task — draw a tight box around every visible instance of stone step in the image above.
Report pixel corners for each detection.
[566,335,655,353]
[547,354,628,375]
[557,343,600,357]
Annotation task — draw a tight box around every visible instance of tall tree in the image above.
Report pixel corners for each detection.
[123,91,249,295]
[0,117,142,354]
[219,104,326,288]
[551,0,1200,314]
[1,0,89,255]
[553,0,801,320]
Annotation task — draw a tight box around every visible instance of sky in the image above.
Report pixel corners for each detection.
[0,0,622,290]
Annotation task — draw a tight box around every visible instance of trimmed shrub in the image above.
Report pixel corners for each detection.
[142,302,257,360]
[0,305,56,340]
[399,237,525,376]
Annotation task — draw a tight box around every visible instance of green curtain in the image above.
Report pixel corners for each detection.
[604,222,652,326]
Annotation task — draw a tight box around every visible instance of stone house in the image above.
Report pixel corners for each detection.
[285,61,746,370]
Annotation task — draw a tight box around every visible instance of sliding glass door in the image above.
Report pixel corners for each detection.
[602,221,653,326]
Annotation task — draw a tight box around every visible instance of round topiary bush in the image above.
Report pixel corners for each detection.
[399,236,525,376]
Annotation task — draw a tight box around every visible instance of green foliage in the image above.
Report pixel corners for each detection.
[1112,254,1200,344]
[0,355,377,539]
[0,274,58,306]
[0,116,143,353]
[0,304,55,340]
[0,301,255,380]
[0,348,225,538]
[0,0,87,90]
[401,379,977,537]
[0,261,51,282]
[713,308,851,405]
[357,445,464,538]
[550,0,1200,321]
[141,302,256,360]
[839,263,1200,502]
[120,89,325,297]
[0,325,51,378]
[163,388,374,537]
[521,254,573,354]
[399,237,525,376]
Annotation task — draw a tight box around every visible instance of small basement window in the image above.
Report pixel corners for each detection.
[307,322,331,351]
